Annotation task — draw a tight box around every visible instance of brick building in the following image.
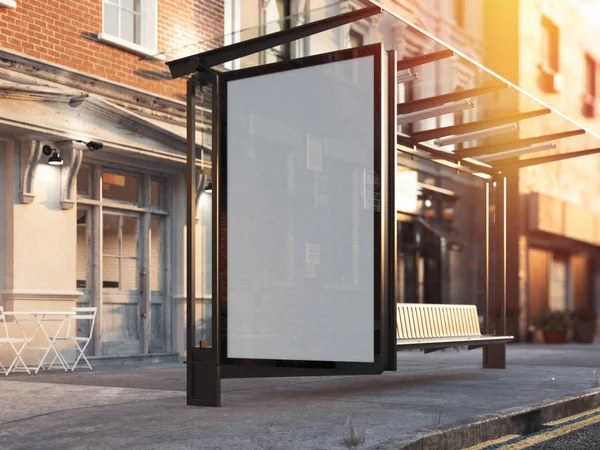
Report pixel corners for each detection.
[0,0,223,359]
[484,0,600,340]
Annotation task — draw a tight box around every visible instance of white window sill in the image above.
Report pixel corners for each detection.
[97,33,164,61]
[0,0,17,8]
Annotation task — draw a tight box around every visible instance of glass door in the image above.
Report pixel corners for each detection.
[101,211,142,355]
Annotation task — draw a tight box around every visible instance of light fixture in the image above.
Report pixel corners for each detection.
[424,198,432,208]
[205,181,212,193]
[48,151,63,166]
[398,99,475,125]
[433,123,519,147]
[42,145,63,166]
[476,142,556,162]
[397,69,420,84]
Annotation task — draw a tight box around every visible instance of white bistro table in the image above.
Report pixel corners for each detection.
[4,311,75,374]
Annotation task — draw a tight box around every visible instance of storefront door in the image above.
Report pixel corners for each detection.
[102,211,143,355]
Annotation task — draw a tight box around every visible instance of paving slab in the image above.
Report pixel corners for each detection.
[0,345,599,450]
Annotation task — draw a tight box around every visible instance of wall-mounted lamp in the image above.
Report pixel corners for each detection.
[42,145,63,166]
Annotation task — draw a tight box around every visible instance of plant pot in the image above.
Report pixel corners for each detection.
[573,321,596,343]
[542,330,568,344]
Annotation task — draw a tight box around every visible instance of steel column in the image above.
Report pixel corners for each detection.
[187,74,221,406]
[483,176,507,369]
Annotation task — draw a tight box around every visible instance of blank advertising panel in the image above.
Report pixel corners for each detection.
[225,50,378,363]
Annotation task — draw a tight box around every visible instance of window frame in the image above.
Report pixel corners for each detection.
[541,15,560,74]
[0,0,16,9]
[99,0,161,60]
[585,53,597,100]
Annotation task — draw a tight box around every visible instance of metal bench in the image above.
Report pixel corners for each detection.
[396,303,513,352]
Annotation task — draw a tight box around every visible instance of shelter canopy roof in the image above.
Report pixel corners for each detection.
[162,0,600,173]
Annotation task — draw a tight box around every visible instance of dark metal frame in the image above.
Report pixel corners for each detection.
[396,84,506,115]
[216,44,385,373]
[409,109,550,142]
[396,49,454,71]
[386,49,398,371]
[456,129,586,158]
[167,5,381,77]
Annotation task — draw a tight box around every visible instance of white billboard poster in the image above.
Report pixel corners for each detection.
[225,50,378,363]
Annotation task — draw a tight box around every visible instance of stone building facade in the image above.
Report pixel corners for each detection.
[0,0,223,360]
[484,0,600,340]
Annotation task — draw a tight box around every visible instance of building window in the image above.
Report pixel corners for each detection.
[0,0,16,9]
[454,0,464,28]
[100,0,158,56]
[586,54,597,98]
[263,0,291,63]
[583,53,597,117]
[349,29,364,48]
[541,16,559,73]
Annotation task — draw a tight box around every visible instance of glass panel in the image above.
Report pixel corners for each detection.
[121,258,139,291]
[150,179,163,207]
[77,165,91,197]
[102,214,119,256]
[103,2,118,37]
[120,9,135,43]
[549,254,569,310]
[103,214,120,288]
[121,0,135,11]
[202,195,212,297]
[102,256,120,289]
[76,208,89,289]
[121,216,138,258]
[225,52,375,362]
[102,171,138,204]
[150,217,163,292]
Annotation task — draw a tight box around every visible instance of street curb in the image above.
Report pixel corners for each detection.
[369,388,600,450]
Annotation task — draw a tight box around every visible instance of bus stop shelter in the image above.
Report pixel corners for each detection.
[166,0,600,406]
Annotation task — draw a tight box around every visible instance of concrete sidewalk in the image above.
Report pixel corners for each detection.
[0,345,599,450]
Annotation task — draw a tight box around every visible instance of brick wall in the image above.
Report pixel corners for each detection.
[0,0,224,99]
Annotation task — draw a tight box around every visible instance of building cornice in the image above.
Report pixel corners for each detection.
[0,48,196,119]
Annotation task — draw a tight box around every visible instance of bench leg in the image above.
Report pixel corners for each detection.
[483,343,506,369]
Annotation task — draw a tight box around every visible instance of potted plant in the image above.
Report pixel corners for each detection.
[536,310,571,344]
[571,307,597,343]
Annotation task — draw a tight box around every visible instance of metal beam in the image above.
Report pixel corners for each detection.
[397,135,496,176]
[396,49,454,71]
[456,129,586,158]
[397,84,506,115]
[493,147,600,169]
[410,109,550,142]
[166,5,381,78]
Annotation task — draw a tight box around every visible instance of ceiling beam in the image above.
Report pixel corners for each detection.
[493,147,600,169]
[409,109,550,142]
[397,84,507,115]
[166,5,381,78]
[396,49,454,71]
[397,135,495,175]
[456,129,586,158]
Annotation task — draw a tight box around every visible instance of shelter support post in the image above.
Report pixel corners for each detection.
[483,176,507,369]
[187,73,221,406]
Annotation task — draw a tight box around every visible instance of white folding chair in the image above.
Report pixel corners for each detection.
[49,307,97,372]
[0,307,31,376]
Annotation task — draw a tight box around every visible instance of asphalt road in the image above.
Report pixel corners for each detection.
[526,421,600,449]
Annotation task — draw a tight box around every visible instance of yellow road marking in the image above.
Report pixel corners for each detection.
[544,406,600,426]
[497,412,600,449]
[463,434,521,449]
